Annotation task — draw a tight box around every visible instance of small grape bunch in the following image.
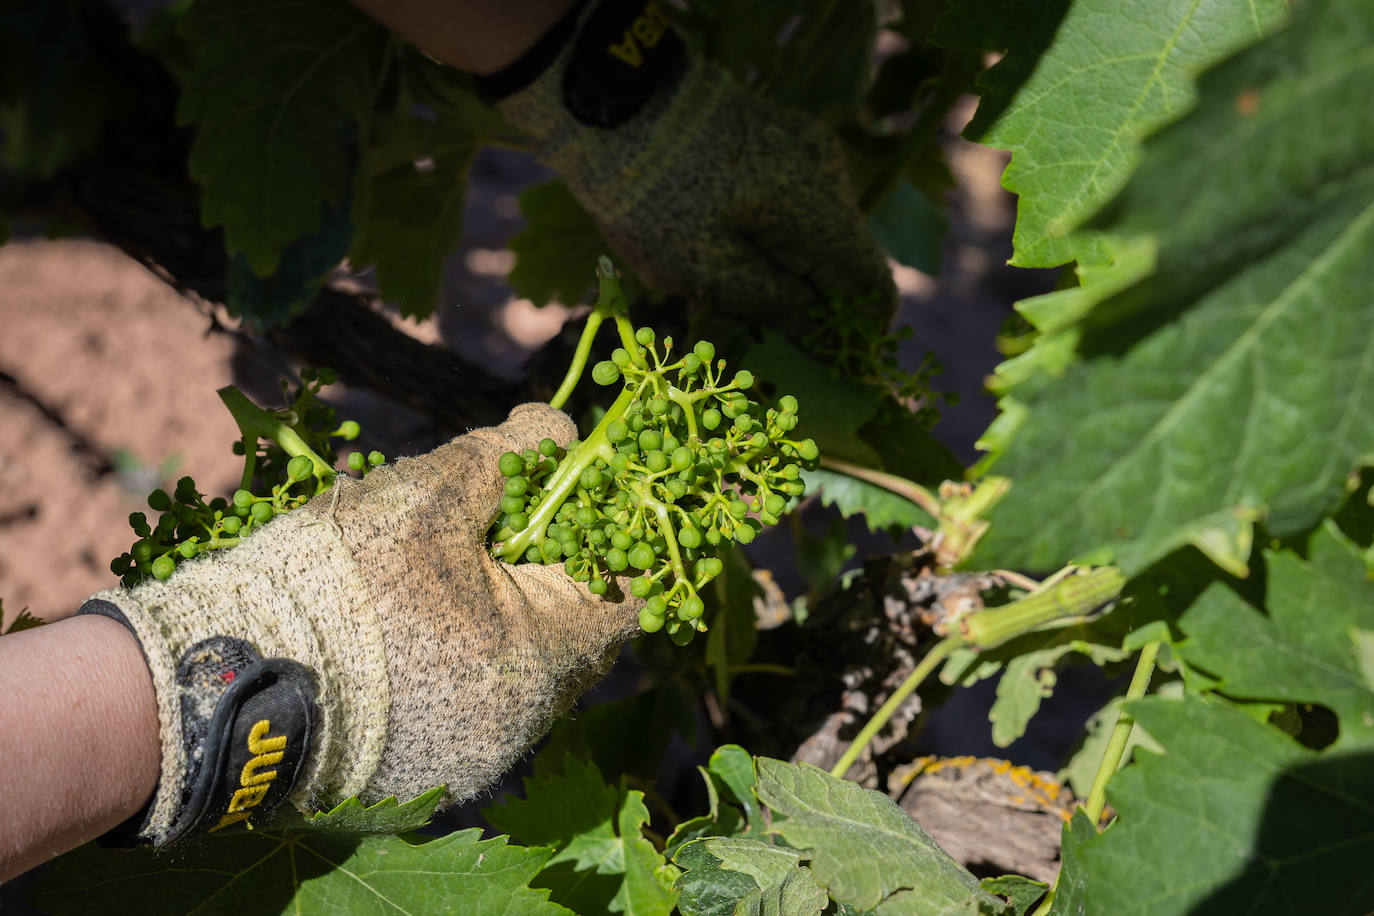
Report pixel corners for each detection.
[111,367,385,586]
[490,329,818,645]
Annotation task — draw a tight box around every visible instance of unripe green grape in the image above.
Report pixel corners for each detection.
[221,516,242,535]
[250,502,274,524]
[733,413,753,432]
[588,528,608,548]
[151,556,176,581]
[525,545,543,563]
[628,542,655,569]
[645,595,668,617]
[611,529,633,550]
[607,419,629,443]
[778,394,798,414]
[639,607,665,632]
[680,596,705,620]
[606,547,628,571]
[338,420,361,440]
[649,397,669,416]
[368,451,385,467]
[666,477,688,500]
[645,450,668,473]
[638,429,662,451]
[611,347,631,367]
[669,623,696,646]
[287,455,313,481]
[501,495,525,514]
[540,539,562,561]
[575,506,598,528]
[148,489,171,511]
[735,521,759,545]
[704,527,722,546]
[782,464,800,480]
[783,480,807,496]
[693,340,715,363]
[507,511,529,531]
[729,499,749,519]
[505,476,529,497]
[765,493,786,515]
[132,540,153,563]
[677,526,701,548]
[580,467,603,489]
[696,557,723,579]
[539,438,558,457]
[589,578,608,596]
[348,451,365,472]
[609,453,630,475]
[670,446,693,471]
[682,353,702,375]
[701,408,722,430]
[630,576,653,598]
[635,327,655,347]
[798,439,819,461]
[661,432,679,451]
[547,523,568,541]
[760,512,779,526]
[178,540,198,559]
[734,370,754,389]
[592,360,620,385]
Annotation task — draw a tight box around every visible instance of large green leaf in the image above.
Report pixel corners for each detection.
[348,63,496,317]
[508,180,611,307]
[178,0,388,275]
[30,801,569,915]
[674,838,827,916]
[1065,523,1374,913]
[483,755,678,916]
[976,0,1374,576]
[951,0,1286,268]
[754,759,1000,914]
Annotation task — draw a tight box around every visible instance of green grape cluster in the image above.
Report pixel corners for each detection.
[490,329,818,645]
[111,367,384,586]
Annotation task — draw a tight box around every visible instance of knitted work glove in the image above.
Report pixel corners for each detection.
[481,0,895,329]
[80,404,640,844]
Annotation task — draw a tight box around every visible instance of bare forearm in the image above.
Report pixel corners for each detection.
[0,615,159,883]
[348,0,579,74]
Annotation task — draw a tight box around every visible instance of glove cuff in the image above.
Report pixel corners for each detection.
[79,503,391,844]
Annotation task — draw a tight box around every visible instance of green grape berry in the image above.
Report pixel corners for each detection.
[539,438,558,457]
[588,578,608,596]
[635,327,655,346]
[367,451,385,467]
[151,556,175,581]
[499,452,524,477]
[348,452,365,472]
[287,455,313,482]
[148,489,171,511]
[628,542,656,570]
[630,576,653,598]
[233,489,254,509]
[693,340,714,363]
[338,420,361,440]
[592,360,620,385]
[639,606,665,632]
[250,502,274,525]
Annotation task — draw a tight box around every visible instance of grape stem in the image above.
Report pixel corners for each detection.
[549,256,637,410]
[218,387,335,486]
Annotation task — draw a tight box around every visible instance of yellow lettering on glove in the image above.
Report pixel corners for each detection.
[210,719,287,831]
[608,2,668,68]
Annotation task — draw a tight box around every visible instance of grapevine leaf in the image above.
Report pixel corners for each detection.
[225,194,353,328]
[30,827,570,915]
[484,755,678,916]
[980,875,1047,916]
[674,837,828,916]
[754,758,1000,913]
[349,62,496,317]
[976,0,1374,576]
[866,180,945,275]
[508,180,611,306]
[261,786,444,834]
[534,681,696,782]
[1065,523,1374,913]
[949,0,1286,268]
[802,468,934,536]
[0,599,44,634]
[177,0,388,275]
[1044,810,1096,916]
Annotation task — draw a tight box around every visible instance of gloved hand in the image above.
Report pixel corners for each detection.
[80,404,640,845]
[481,0,895,329]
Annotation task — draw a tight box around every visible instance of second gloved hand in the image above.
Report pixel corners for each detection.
[485,0,896,329]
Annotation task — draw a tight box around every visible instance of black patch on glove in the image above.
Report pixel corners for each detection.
[166,637,317,841]
[564,0,686,127]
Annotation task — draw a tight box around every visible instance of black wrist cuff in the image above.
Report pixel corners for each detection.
[79,600,318,846]
[478,0,687,129]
